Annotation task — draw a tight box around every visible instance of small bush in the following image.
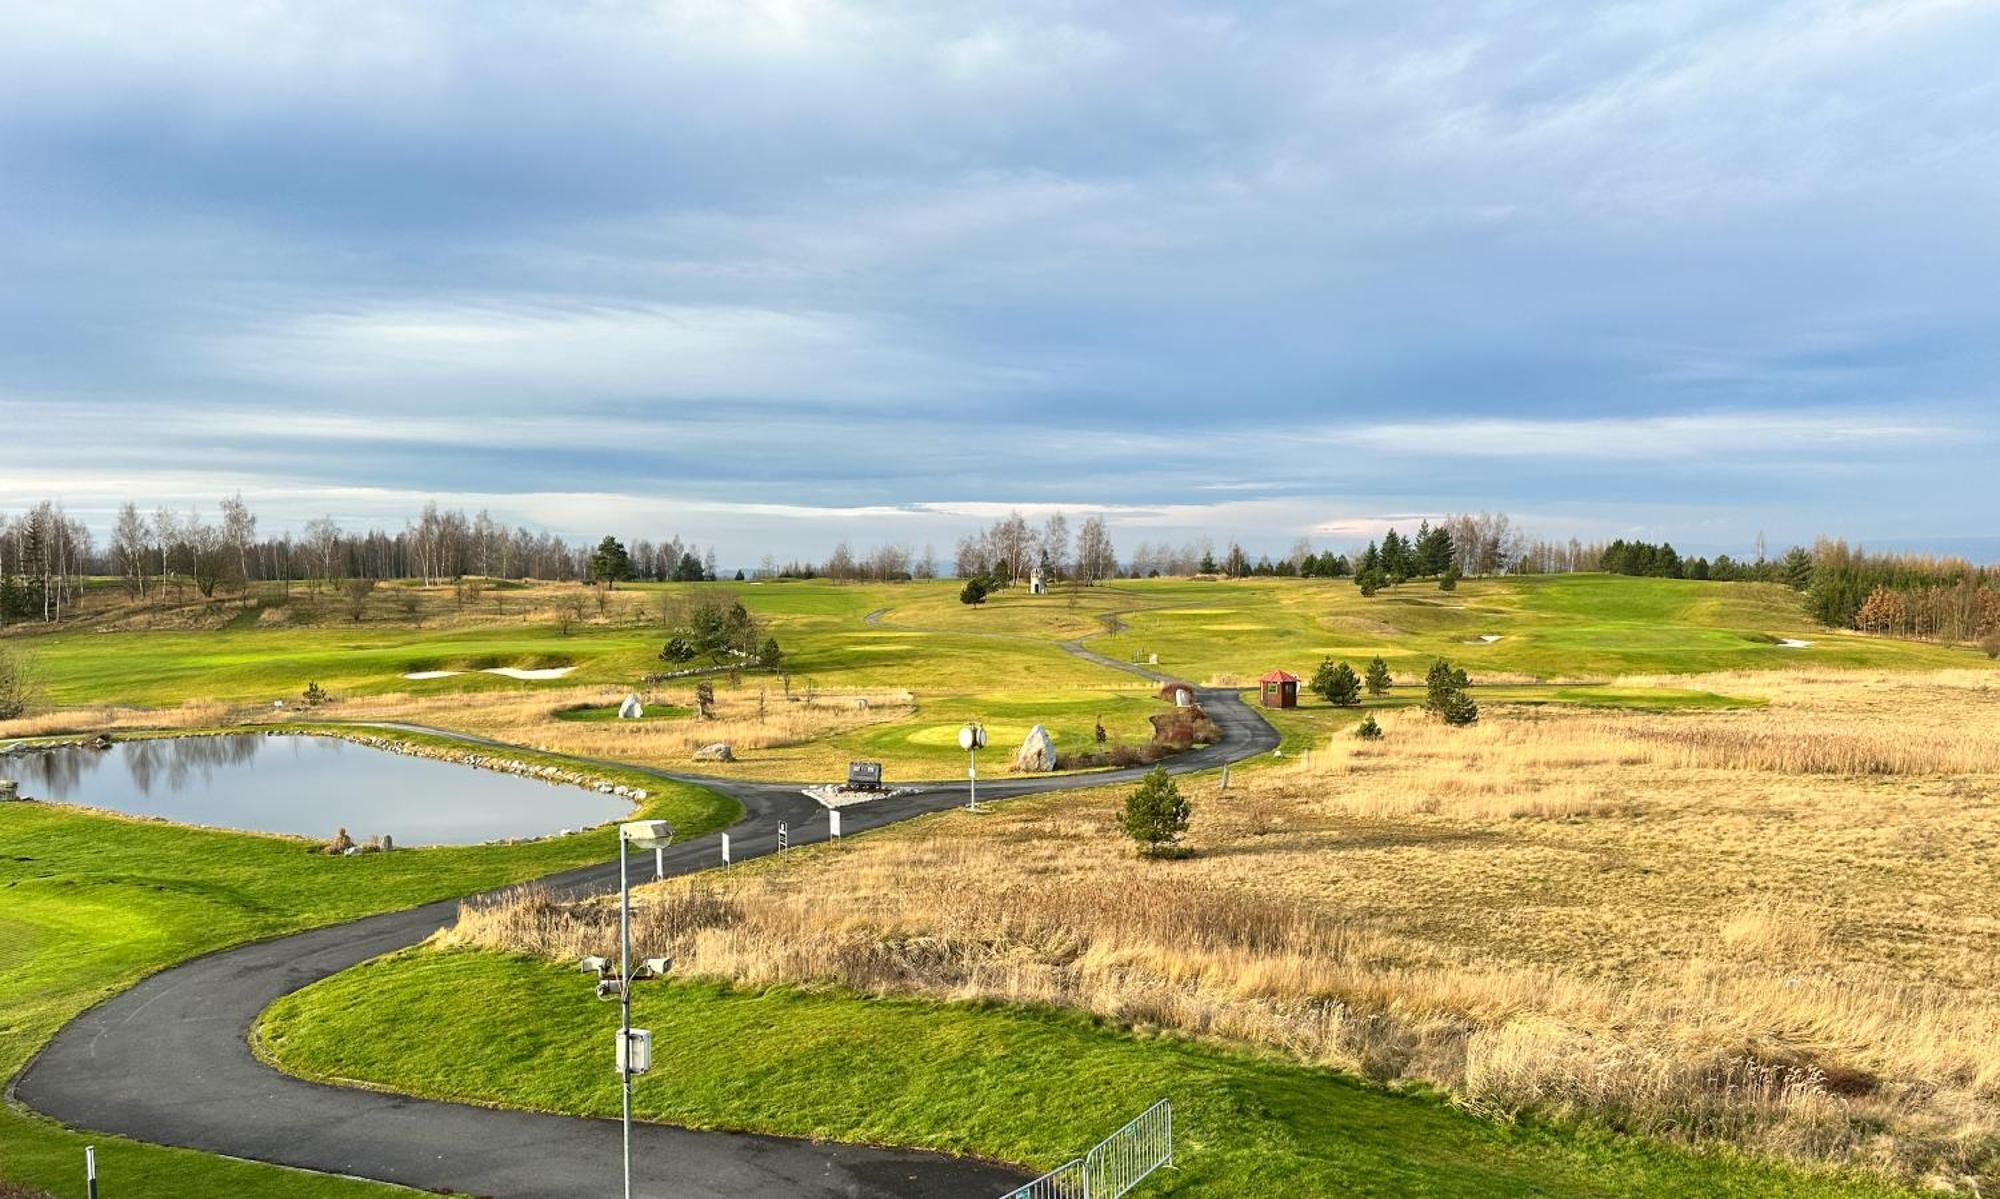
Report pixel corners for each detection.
[1121,766,1191,856]
[959,578,989,606]
[1983,629,2000,659]
[1356,714,1383,740]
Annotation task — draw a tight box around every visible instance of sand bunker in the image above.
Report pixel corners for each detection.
[1777,638,1813,649]
[1470,634,1504,644]
[401,667,577,681]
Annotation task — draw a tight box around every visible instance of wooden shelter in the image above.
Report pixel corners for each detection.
[1259,669,1299,709]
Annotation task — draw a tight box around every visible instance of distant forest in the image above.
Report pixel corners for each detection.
[1,496,1994,650]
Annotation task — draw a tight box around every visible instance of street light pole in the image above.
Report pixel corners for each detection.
[959,723,986,812]
[619,828,633,1199]
[597,819,671,1199]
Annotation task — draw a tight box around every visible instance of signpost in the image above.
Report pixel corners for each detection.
[959,723,987,812]
[85,1146,97,1199]
[829,809,842,840]
[777,821,788,851]
[720,832,731,867]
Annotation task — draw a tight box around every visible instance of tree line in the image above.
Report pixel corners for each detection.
[0,496,722,624]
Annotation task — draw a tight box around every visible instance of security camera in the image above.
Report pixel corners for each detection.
[579,955,611,976]
[632,956,673,980]
[595,978,626,1002]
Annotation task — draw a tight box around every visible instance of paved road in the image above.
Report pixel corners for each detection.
[13,670,1277,1198]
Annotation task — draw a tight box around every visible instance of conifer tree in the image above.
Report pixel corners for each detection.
[1364,656,1391,696]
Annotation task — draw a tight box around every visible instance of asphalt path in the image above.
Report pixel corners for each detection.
[12,661,1278,1198]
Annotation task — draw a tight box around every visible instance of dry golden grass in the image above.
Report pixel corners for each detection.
[0,700,237,741]
[452,671,2000,1189]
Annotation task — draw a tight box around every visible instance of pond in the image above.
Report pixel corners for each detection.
[0,735,634,846]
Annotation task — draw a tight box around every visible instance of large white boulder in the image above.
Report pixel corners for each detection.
[618,693,645,720]
[1013,724,1059,773]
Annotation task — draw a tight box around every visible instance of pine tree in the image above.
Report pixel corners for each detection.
[1364,656,1391,696]
[1310,657,1360,706]
[1423,658,1471,715]
[1355,713,1383,740]
[1121,767,1191,856]
[1439,564,1459,591]
[1380,529,1408,579]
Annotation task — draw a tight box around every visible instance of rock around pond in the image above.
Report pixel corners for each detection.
[0,735,632,845]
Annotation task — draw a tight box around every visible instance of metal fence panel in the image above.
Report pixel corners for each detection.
[1001,1099,1172,1199]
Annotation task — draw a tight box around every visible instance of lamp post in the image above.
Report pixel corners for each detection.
[586,819,674,1199]
[958,723,986,811]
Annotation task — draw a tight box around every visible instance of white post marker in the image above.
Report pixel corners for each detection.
[958,723,987,812]
[86,1146,98,1199]
[1220,763,1230,791]
[829,809,842,840]
[654,846,664,880]
[720,832,731,866]
[777,821,788,851]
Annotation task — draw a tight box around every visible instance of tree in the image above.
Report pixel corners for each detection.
[1780,546,1815,591]
[1310,658,1360,707]
[1355,714,1382,740]
[1440,688,1479,726]
[960,577,989,606]
[340,576,376,623]
[589,537,633,588]
[1223,542,1250,578]
[694,680,716,720]
[0,645,36,720]
[1357,569,1384,597]
[758,637,783,668]
[1121,767,1191,856]
[112,501,151,598]
[659,636,697,664]
[1364,656,1391,696]
[1439,564,1460,591]
[1075,516,1116,584]
[1423,658,1476,725]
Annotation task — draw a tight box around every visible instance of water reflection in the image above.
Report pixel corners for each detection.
[0,734,631,845]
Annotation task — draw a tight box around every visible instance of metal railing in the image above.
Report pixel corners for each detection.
[1001,1099,1173,1199]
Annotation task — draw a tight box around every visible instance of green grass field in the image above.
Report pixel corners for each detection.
[0,757,736,1199]
[3,573,1990,1197]
[22,575,1983,715]
[258,948,1910,1199]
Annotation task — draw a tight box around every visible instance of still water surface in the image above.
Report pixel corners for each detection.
[2,734,632,845]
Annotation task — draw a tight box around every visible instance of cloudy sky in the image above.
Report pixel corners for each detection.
[2,0,1995,562]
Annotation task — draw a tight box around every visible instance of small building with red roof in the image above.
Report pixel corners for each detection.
[1259,669,1299,709]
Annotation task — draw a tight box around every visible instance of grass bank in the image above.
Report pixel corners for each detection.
[259,948,1911,1199]
[0,754,735,1198]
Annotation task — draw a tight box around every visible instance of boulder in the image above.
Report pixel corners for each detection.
[0,780,19,802]
[1013,724,1059,773]
[618,693,645,720]
[323,827,354,855]
[693,742,736,763]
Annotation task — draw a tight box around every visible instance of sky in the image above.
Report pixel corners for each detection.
[1,0,1996,564]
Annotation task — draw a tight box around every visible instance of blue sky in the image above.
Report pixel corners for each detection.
[2,1,1995,562]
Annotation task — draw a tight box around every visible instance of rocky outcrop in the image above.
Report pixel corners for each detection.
[1013,724,1059,773]
[692,742,736,763]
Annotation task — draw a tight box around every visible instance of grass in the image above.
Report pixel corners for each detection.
[422,671,2000,1190]
[0,751,736,1199]
[1087,575,1988,683]
[259,950,1909,1198]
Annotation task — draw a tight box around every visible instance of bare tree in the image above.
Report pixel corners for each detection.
[218,493,257,591]
[112,502,151,598]
[1041,512,1071,581]
[1075,516,1116,584]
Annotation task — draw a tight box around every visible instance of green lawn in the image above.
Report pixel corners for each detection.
[0,758,736,1199]
[1085,575,1987,683]
[259,949,1912,1199]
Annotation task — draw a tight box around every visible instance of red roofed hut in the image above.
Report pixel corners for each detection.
[1259,669,1299,709]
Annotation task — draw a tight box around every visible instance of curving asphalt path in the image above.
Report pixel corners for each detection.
[12,639,1278,1199]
